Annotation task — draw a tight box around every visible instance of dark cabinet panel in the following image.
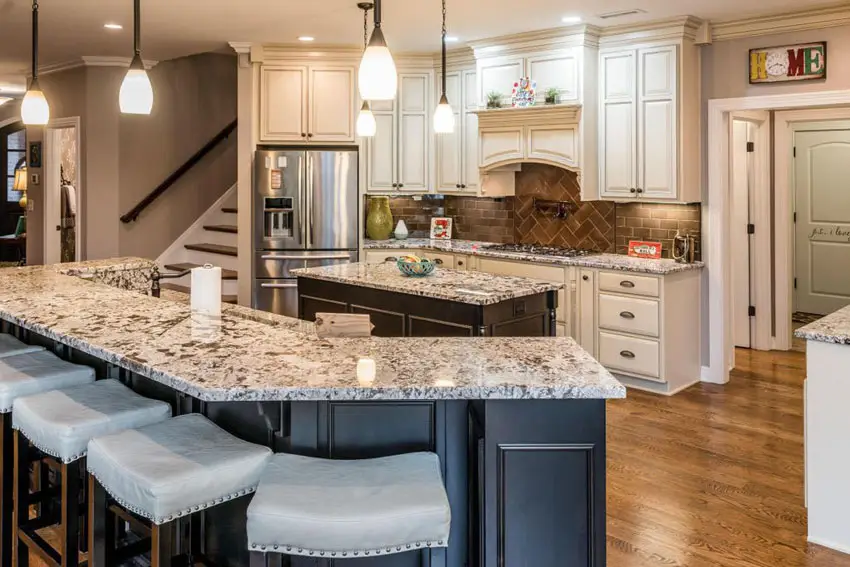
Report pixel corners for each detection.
[408,315,474,337]
[351,304,406,337]
[327,402,435,458]
[300,294,347,321]
[490,313,549,337]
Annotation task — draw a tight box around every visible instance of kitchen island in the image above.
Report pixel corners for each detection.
[293,261,563,337]
[0,259,624,567]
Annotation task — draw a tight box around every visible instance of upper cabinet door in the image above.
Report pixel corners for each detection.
[527,50,579,103]
[436,72,462,192]
[260,66,308,142]
[527,125,578,170]
[477,56,524,107]
[366,111,397,192]
[599,51,637,199]
[398,73,431,192]
[637,46,678,200]
[462,69,480,192]
[308,66,356,143]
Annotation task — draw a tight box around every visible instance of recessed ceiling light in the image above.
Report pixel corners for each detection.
[561,16,582,24]
[298,36,315,42]
[104,23,123,30]
[445,36,459,42]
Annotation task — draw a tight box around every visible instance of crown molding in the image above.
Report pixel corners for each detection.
[599,16,703,47]
[469,25,601,58]
[711,3,850,42]
[435,47,476,69]
[252,44,363,63]
[229,42,252,54]
[37,56,158,77]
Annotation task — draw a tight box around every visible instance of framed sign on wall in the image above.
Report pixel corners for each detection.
[749,42,827,84]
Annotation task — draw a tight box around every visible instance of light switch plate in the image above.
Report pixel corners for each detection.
[30,173,40,185]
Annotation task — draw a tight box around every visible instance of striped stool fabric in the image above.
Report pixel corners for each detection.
[0,350,95,413]
[247,452,451,558]
[0,334,43,359]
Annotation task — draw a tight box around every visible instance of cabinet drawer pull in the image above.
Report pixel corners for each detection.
[619,311,635,319]
[619,350,636,359]
[433,258,444,265]
[384,256,398,262]
[619,280,635,288]
[457,260,464,266]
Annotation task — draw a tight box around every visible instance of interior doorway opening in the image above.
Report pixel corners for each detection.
[43,118,82,264]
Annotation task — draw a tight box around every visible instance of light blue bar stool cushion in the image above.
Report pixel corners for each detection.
[0,351,95,413]
[87,413,272,525]
[12,379,172,464]
[0,334,44,359]
[247,452,451,558]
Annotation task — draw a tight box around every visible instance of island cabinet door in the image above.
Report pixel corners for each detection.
[482,400,607,567]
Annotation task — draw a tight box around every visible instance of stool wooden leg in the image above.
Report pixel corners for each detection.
[59,461,80,567]
[0,415,13,567]
[150,522,173,567]
[249,551,267,567]
[13,432,28,567]
[87,475,111,567]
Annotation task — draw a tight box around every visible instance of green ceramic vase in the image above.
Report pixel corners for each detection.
[366,196,394,240]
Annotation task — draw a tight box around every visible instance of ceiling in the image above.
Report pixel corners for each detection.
[0,0,837,90]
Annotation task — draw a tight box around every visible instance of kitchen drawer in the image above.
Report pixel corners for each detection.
[478,258,567,323]
[365,250,410,263]
[454,255,472,271]
[427,252,455,269]
[598,331,660,380]
[598,293,659,338]
[598,271,660,298]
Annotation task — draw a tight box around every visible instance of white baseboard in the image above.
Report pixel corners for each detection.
[808,536,850,556]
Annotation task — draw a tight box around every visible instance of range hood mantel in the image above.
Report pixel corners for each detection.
[472,104,583,176]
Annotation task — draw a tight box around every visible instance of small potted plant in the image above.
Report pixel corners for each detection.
[486,91,502,109]
[544,87,559,105]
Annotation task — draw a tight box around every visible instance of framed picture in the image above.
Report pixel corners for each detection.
[28,141,42,168]
[749,42,827,84]
[628,240,662,259]
[430,217,453,240]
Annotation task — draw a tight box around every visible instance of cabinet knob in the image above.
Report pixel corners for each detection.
[398,183,404,188]
[636,188,643,194]
[456,184,461,189]
[301,133,306,137]
[458,260,464,266]
[630,188,637,194]
[307,133,314,138]
[582,275,589,281]
[392,183,398,188]
[461,184,466,189]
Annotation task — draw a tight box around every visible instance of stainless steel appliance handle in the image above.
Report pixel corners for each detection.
[307,154,314,248]
[300,154,306,246]
[260,283,298,289]
[261,254,351,261]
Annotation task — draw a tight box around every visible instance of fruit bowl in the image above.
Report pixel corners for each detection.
[396,257,436,277]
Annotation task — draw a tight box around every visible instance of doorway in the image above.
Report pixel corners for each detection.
[730,118,756,349]
[44,118,81,264]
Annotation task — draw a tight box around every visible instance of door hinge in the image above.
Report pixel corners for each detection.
[748,306,756,317]
[794,278,798,289]
[793,212,797,223]
[746,141,755,153]
[747,223,755,235]
[793,146,797,158]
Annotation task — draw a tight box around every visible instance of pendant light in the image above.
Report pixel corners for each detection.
[119,0,154,114]
[356,3,377,137]
[358,0,397,101]
[21,0,50,125]
[432,0,454,134]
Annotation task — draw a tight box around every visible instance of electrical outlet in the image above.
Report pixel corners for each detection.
[27,199,34,211]
[30,173,40,185]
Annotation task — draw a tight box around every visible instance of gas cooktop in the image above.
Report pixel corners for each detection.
[482,244,598,257]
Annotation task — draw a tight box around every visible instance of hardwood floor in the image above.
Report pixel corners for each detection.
[607,347,850,566]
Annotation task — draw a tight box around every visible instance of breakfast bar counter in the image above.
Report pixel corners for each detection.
[0,259,624,567]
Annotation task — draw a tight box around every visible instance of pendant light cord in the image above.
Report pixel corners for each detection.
[134,0,141,56]
[374,0,381,28]
[363,6,369,50]
[31,0,39,80]
[440,0,447,96]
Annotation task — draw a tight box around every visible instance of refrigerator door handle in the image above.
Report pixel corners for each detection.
[307,154,314,248]
[299,153,307,247]
[260,282,299,289]
[261,254,352,261]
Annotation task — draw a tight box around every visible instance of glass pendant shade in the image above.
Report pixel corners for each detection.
[120,55,153,114]
[358,27,397,101]
[356,101,377,137]
[433,94,455,134]
[21,79,49,125]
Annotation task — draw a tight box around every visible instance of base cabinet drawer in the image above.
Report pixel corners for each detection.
[598,331,660,379]
[365,250,410,263]
[598,293,659,338]
[598,271,660,297]
[427,252,456,269]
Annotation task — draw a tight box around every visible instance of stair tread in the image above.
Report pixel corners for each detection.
[164,263,238,280]
[203,224,238,234]
[184,243,237,257]
[160,283,237,304]
[221,207,238,214]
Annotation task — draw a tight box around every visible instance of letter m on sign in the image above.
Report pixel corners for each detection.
[788,49,805,77]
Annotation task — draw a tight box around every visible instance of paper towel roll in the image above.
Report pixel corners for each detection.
[191,264,222,316]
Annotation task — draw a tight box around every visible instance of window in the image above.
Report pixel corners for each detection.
[2,125,25,204]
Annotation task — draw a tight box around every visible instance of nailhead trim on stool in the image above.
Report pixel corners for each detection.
[248,540,444,558]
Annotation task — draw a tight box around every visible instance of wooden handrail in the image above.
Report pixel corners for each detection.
[120,119,237,223]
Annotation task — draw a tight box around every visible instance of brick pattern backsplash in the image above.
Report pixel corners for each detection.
[385,196,446,237]
[445,197,515,243]
[615,202,702,260]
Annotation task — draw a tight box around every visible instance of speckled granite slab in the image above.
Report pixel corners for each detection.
[365,239,704,275]
[795,306,850,345]
[0,259,624,401]
[293,262,563,305]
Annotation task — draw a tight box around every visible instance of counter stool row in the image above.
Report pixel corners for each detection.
[0,333,451,567]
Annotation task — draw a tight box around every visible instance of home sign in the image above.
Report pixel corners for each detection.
[749,42,826,84]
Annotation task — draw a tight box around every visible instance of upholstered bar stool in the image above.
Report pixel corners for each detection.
[0,349,95,567]
[246,452,451,566]
[11,379,172,567]
[86,413,272,567]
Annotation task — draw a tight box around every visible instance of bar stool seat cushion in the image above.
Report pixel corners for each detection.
[0,334,44,359]
[0,351,95,413]
[12,379,172,464]
[87,413,272,525]
[247,452,451,557]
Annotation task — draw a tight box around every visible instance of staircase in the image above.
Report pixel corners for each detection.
[156,184,240,304]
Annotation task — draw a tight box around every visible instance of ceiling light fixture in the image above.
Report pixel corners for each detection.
[445,36,459,42]
[356,3,377,137]
[561,15,582,24]
[433,0,454,134]
[21,0,49,125]
[358,0,397,101]
[104,23,124,30]
[298,36,315,42]
[119,0,154,114]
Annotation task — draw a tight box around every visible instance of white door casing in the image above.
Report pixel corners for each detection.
[43,117,82,264]
[730,119,755,348]
[794,127,850,315]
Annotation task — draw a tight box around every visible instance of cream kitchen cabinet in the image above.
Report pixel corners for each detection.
[366,72,433,193]
[475,51,579,107]
[436,69,482,194]
[260,64,356,144]
[598,41,701,203]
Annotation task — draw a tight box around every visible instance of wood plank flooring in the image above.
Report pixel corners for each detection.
[26,347,850,566]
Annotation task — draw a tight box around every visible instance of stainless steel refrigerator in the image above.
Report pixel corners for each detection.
[253,147,359,317]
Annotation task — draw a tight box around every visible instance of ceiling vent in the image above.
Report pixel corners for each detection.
[597,8,646,19]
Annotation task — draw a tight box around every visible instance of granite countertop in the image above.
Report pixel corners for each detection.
[292,262,563,306]
[0,259,624,401]
[794,306,850,345]
[365,239,704,275]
